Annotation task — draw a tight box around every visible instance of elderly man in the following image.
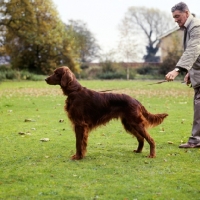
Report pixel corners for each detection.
[165,2,200,148]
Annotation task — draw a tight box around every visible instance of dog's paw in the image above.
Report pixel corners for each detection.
[133,150,142,153]
[71,154,83,160]
[147,154,156,158]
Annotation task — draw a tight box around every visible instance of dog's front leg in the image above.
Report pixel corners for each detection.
[71,125,88,160]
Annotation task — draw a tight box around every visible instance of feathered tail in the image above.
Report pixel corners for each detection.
[140,105,168,128]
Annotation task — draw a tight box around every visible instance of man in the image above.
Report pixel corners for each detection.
[165,2,200,148]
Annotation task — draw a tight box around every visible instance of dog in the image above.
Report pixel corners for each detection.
[45,66,168,160]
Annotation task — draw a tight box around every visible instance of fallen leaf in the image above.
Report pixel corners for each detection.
[24,119,35,122]
[18,132,26,135]
[179,102,187,104]
[40,138,50,142]
[18,132,31,136]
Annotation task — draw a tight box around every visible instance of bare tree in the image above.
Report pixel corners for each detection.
[118,17,140,79]
[124,7,175,62]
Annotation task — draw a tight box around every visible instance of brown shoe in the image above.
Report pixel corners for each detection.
[194,143,200,148]
[179,143,196,148]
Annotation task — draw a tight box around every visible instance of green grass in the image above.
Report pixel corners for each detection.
[0,80,200,200]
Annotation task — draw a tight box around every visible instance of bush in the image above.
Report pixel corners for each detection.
[5,70,19,79]
[97,71,125,79]
[80,63,89,70]
[101,61,116,73]
[159,51,181,75]
[77,65,102,79]
[97,69,136,80]
[0,65,45,81]
[136,65,158,75]
[0,72,6,81]
[97,61,136,80]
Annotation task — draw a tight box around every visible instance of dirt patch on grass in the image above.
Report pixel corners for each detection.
[0,88,63,97]
[99,88,193,98]
[0,87,193,98]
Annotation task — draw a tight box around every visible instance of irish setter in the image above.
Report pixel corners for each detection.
[45,66,168,160]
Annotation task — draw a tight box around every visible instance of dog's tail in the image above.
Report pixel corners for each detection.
[140,105,168,128]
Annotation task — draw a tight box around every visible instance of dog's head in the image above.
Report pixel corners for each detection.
[45,66,74,87]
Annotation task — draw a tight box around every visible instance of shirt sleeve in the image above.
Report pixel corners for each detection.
[176,25,200,71]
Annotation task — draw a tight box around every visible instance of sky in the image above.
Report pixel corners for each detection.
[52,0,199,60]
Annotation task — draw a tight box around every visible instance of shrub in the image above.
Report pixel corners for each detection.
[97,71,125,79]
[97,61,136,80]
[159,51,181,75]
[137,65,158,75]
[101,60,116,73]
[78,65,102,79]
[0,65,45,81]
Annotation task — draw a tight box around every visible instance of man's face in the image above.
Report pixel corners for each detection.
[172,10,189,27]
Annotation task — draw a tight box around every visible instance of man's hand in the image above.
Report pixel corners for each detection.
[165,70,179,81]
[184,73,191,86]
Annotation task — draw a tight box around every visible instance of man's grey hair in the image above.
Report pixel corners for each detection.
[171,2,190,12]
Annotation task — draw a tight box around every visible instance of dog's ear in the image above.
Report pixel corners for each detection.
[60,67,74,87]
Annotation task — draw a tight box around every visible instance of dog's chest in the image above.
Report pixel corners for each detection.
[65,96,83,112]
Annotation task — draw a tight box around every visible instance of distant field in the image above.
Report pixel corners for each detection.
[0,80,199,200]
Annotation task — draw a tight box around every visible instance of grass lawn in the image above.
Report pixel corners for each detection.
[0,80,200,200]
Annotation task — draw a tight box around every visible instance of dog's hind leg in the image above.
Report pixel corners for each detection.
[134,135,144,153]
[133,125,156,158]
[71,125,88,160]
[122,119,155,158]
[121,119,144,154]
[144,133,156,158]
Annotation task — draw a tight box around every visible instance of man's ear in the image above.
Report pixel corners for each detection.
[186,10,190,17]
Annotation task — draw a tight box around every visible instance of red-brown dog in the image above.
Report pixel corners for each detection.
[45,66,168,160]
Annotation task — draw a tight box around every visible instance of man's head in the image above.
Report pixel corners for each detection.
[171,2,190,28]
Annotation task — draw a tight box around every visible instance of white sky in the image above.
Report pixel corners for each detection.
[52,0,199,59]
